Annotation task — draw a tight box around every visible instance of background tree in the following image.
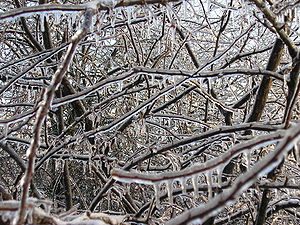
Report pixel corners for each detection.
[1,0,300,224]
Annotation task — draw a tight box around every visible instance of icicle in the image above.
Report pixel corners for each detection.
[27,87,31,102]
[70,13,77,29]
[205,171,213,199]
[216,166,223,188]
[182,0,187,18]
[110,9,116,28]
[153,15,158,28]
[158,78,163,89]
[295,143,300,165]
[227,214,231,223]
[244,151,251,169]
[166,4,173,22]
[147,23,151,37]
[20,175,26,187]
[27,208,33,224]
[278,14,284,23]
[118,81,123,92]
[181,177,187,193]
[163,77,168,88]
[3,124,8,139]
[283,74,287,94]
[206,0,211,12]
[127,6,132,24]
[83,161,86,174]
[153,182,160,204]
[166,180,173,204]
[170,26,176,47]
[132,6,137,20]
[147,7,153,24]
[149,75,155,86]
[172,75,177,85]
[53,12,61,25]
[40,14,45,32]
[88,151,92,174]
[192,175,198,198]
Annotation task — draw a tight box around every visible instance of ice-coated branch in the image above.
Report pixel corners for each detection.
[0,67,285,125]
[111,131,284,184]
[151,113,213,128]
[0,0,181,21]
[0,4,86,21]
[166,123,300,225]
[249,0,298,58]
[39,67,286,107]
[0,43,69,97]
[120,122,283,170]
[0,198,126,225]
[194,23,255,73]
[13,7,95,225]
[0,43,67,73]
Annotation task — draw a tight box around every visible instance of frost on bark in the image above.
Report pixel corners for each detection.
[1,0,300,224]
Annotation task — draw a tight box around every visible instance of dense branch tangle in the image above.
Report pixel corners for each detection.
[1,0,300,225]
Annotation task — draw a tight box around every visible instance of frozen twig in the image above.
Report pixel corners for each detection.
[0,0,181,21]
[250,0,298,57]
[112,131,284,183]
[166,123,300,225]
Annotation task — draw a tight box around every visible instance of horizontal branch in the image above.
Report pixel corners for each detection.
[0,66,284,125]
[0,0,181,21]
[118,122,283,171]
[112,131,284,183]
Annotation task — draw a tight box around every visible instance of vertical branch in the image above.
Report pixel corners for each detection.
[247,38,284,123]
[244,38,284,225]
[13,7,95,225]
[283,62,300,127]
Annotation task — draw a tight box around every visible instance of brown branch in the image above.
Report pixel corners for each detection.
[246,38,284,123]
